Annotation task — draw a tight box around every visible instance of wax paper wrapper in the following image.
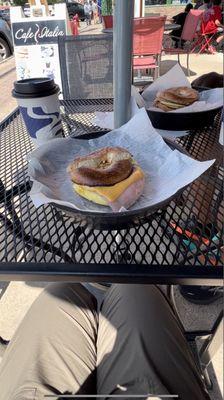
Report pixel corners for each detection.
[93,65,222,131]
[93,94,139,130]
[140,63,223,113]
[28,108,215,214]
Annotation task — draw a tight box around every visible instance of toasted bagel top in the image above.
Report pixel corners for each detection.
[67,147,134,187]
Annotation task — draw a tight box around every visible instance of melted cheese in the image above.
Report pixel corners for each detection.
[160,100,183,109]
[73,166,144,203]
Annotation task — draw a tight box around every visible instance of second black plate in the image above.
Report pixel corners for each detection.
[147,107,221,131]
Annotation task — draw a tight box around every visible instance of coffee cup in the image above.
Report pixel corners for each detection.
[12,78,63,147]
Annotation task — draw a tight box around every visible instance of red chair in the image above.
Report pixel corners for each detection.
[163,10,204,76]
[133,16,166,80]
[196,19,219,54]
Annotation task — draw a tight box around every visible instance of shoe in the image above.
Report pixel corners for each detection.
[0,336,10,345]
[207,45,216,54]
[179,285,223,305]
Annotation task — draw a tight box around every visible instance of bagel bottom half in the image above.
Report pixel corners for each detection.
[73,165,145,211]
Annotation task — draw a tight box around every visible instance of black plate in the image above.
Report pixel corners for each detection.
[52,135,190,230]
[144,85,222,131]
[147,107,221,131]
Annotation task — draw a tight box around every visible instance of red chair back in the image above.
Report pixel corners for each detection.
[181,9,204,41]
[133,16,166,56]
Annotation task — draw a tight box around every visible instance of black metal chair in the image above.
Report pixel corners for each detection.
[167,285,223,393]
[58,34,113,100]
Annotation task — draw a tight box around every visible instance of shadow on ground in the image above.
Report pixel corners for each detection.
[160,59,197,77]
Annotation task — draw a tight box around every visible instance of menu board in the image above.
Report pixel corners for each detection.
[11,4,70,89]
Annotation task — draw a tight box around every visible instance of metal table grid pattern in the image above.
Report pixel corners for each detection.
[0,99,223,283]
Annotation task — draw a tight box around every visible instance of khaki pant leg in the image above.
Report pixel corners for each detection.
[0,283,98,400]
[97,284,210,400]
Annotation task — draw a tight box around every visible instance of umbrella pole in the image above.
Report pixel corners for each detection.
[113,0,134,129]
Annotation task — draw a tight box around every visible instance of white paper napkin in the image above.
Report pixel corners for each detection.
[93,94,139,130]
[93,65,223,133]
[141,64,223,113]
[28,108,215,214]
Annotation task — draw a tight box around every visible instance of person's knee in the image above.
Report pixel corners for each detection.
[41,283,96,309]
[109,284,161,306]
[102,284,167,329]
[22,283,97,332]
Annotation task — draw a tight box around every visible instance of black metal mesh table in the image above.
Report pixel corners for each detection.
[0,99,223,284]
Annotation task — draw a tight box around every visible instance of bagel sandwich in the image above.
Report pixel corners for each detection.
[67,147,145,211]
[154,86,199,112]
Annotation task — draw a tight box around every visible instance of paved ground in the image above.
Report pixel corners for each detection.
[0,56,17,122]
[0,21,223,399]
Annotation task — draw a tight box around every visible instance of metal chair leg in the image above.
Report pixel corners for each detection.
[112,230,132,263]
[166,285,186,332]
[199,310,223,369]
[0,282,10,301]
[154,66,159,80]
[167,286,223,393]
[167,285,181,318]
[203,367,213,391]
[198,34,215,54]
[187,53,190,76]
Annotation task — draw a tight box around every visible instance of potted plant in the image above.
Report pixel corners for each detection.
[101,0,113,28]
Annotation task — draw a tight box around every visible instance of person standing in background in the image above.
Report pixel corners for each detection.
[198,0,212,10]
[202,0,222,35]
[196,0,212,32]
[194,0,203,9]
[170,3,193,47]
[97,0,102,23]
[92,0,98,24]
[89,0,93,22]
[84,1,92,25]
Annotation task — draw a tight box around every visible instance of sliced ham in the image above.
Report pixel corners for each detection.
[109,177,145,212]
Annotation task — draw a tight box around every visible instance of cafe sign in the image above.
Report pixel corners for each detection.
[12,20,65,46]
[10,4,70,91]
